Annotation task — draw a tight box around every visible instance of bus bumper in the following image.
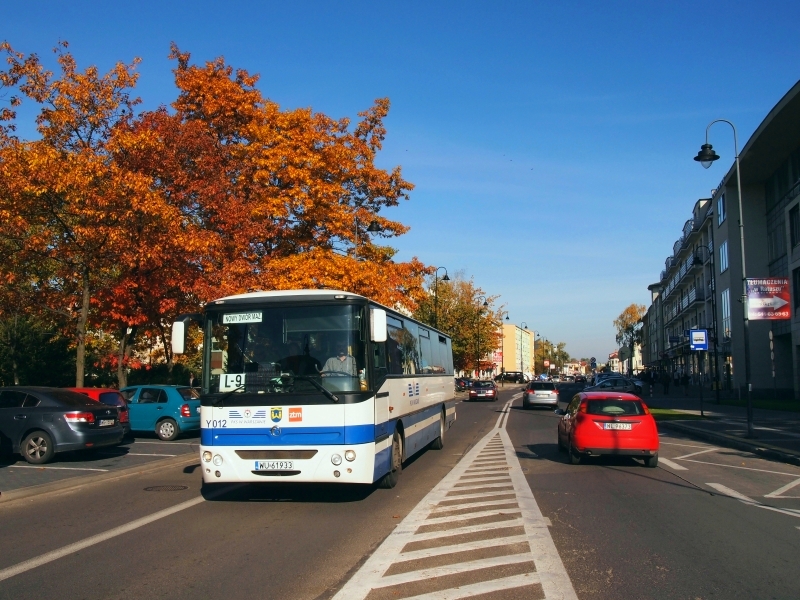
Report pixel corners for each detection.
[199,442,380,484]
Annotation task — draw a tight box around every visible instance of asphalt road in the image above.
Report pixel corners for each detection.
[1,386,798,599]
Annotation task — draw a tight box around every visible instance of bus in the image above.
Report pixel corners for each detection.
[172,289,457,488]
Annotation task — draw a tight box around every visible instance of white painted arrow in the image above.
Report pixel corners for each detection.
[749,295,789,310]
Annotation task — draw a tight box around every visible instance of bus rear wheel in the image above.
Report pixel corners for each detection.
[378,431,403,489]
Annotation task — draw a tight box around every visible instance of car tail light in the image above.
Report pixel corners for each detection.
[119,410,129,423]
[554,389,560,395]
[180,404,191,417]
[64,411,95,423]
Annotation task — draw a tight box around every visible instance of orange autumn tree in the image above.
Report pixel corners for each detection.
[0,41,147,385]
[156,46,429,309]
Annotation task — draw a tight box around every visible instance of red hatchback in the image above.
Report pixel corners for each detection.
[68,388,131,437]
[555,392,659,467]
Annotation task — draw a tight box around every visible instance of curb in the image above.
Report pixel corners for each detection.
[657,420,800,467]
[0,453,200,507]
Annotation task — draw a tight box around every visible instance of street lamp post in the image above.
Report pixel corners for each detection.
[532,331,541,376]
[475,296,489,378]
[353,217,381,260]
[433,267,450,330]
[694,243,721,405]
[694,119,753,436]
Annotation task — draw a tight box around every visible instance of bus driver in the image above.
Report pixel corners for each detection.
[320,344,357,377]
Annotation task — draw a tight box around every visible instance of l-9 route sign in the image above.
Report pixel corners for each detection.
[747,278,790,320]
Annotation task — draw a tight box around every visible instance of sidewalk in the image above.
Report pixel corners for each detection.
[643,388,800,466]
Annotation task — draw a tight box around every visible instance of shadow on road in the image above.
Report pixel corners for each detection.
[202,481,376,503]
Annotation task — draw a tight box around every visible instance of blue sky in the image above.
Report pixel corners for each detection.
[5,1,799,359]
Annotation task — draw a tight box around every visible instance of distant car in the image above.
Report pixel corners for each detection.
[455,377,473,392]
[522,381,559,409]
[555,392,659,467]
[583,377,639,395]
[68,387,131,437]
[119,385,201,441]
[574,375,587,384]
[468,380,498,401]
[0,387,123,464]
[494,371,525,384]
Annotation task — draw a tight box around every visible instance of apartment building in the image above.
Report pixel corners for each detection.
[642,81,800,398]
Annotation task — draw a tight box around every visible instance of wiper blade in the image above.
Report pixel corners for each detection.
[292,376,339,403]
[212,385,245,408]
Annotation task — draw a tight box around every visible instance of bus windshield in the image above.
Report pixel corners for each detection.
[204,303,368,397]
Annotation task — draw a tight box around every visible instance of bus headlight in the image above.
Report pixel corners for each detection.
[202,451,212,463]
[331,454,342,466]
[213,454,223,466]
[344,450,356,462]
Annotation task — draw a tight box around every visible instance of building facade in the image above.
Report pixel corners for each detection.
[642,81,800,398]
[496,324,535,377]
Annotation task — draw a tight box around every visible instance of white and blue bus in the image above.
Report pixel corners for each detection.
[172,290,456,488]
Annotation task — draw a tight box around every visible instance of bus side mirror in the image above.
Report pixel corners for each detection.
[172,321,186,355]
[370,308,387,343]
[171,313,202,355]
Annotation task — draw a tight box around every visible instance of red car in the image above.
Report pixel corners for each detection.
[468,380,498,401]
[68,388,131,437]
[555,392,659,467]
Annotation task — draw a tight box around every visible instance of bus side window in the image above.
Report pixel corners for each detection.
[373,342,388,388]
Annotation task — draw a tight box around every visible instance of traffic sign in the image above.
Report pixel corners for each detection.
[543,360,550,367]
[590,357,596,363]
[689,329,708,351]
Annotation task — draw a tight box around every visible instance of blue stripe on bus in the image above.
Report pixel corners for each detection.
[201,424,375,446]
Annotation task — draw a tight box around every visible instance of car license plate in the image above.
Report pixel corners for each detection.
[254,460,294,471]
[603,423,632,430]
[99,419,115,427]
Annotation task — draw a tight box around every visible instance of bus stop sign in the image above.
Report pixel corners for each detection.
[689,329,708,351]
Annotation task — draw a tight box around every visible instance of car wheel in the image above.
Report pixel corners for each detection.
[569,439,582,465]
[156,418,180,441]
[644,453,658,468]
[22,431,55,464]
[378,430,403,489]
[429,411,445,450]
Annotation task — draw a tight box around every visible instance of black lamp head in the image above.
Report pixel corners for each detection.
[694,143,720,169]
[442,273,450,281]
[367,220,381,232]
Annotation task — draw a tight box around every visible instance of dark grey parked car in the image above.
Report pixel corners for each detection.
[583,377,640,395]
[0,387,124,464]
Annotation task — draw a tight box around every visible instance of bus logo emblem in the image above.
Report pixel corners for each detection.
[270,407,282,422]
[289,408,302,422]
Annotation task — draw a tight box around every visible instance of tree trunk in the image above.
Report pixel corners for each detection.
[75,274,91,387]
[116,325,136,389]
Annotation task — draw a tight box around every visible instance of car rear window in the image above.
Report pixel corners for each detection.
[529,382,555,390]
[99,392,125,406]
[178,388,199,400]
[586,400,645,416]
[473,381,494,389]
[46,390,98,407]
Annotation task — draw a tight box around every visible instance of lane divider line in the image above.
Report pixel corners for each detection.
[764,476,800,499]
[707,483,800,520]
[658,457,688,471]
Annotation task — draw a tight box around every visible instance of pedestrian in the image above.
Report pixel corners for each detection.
[673,369,680,390]
[662,371,670,395]
[189,371,199,388]
[681,371,690,396]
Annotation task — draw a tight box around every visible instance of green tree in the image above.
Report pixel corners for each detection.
[614,303,646,375]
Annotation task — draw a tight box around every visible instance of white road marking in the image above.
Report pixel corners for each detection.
[707,483,800,520]
[683,459,800,477]
[659,441,712,449]
[674,448,719,460]
[127,440,197,445]
[8,465,108,472]
[98,452,177,457]
[0,496,205,582]
[331,394,576,600]
[765,477,800,499]
[658,457,688,471]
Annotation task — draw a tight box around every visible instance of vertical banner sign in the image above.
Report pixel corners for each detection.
[746,278,790,320]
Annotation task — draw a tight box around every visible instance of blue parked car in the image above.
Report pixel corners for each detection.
[119,385,201,441]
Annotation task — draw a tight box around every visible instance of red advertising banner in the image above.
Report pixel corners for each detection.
[746,278,790,320]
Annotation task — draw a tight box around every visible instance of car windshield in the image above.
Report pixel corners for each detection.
[529,382,555,390]
[586,400,645,416]
[204,303,368,398]
[473,381,494,389]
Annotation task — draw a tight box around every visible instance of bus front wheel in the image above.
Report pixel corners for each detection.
[429,411,445,450]
[378,431,403,489]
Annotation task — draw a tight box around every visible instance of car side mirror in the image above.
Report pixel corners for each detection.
[553,408,566,416]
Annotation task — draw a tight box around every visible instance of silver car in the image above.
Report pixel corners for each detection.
[522,381,559,409]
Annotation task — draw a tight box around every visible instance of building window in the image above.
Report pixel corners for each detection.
[721,288,731,339]
[719,241,729,273]
[794,267,800,309]
[717,194,726,225]
[791,204,800,248]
